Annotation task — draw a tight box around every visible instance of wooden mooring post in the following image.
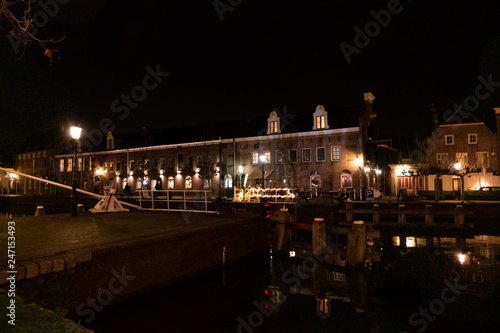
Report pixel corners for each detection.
[373,204,380,223]
[312,217,326,256]
[425,205,433,225]
[454,205,464,225]
[273,208,291,253]
[346,221,366,269]
[398,204,406,224]
[345,201,353,223]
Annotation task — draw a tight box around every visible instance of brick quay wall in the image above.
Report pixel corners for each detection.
[0,212,268,318]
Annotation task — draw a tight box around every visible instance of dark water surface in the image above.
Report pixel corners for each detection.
[85,235,500,333]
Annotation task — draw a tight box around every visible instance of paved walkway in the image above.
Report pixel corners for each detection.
[0,212,244,262]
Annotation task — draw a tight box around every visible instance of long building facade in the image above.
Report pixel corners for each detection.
[12,93,379,199]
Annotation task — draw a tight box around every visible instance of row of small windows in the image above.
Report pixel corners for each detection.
[18,151,47,160]
[437,152,489,167]
[445,134,478,145]
[250,147,341,165]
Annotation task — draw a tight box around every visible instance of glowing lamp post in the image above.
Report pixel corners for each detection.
[70,126,82,216]
[454,162,465,202]
[260,155,266,189]
[355,157,363,200]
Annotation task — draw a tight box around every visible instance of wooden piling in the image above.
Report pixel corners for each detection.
[373,204,380,223]
[454,205,464,225]
[346,201,353,223]
[425,205,433,224]
[34,206,45,216]
[398,204,406,224]
[346,221,366,269]
[77,204,85,214]
[312,218,326,256]
[273,208,290,253]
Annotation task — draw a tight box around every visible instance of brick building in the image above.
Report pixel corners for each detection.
[13,92,378,199]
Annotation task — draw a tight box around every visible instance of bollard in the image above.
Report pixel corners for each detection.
[455,205,464,225]
[34,206,45,216]
[312,218,326,256]
[373,204,380,223]
[77,204,85,214]
[398,204,406,224]
[346,201,353,223]
[425,205,433,225]
[279,207,289,224]
[346,221,366,269]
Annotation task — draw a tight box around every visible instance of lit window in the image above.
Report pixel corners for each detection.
[168,176,174,189]
[109,162,114,172]
[251,151,259,165]
[445,135,454,145]
[316,147,326,162]
[270,121,278,134]
[468,134,477,144]
[103,162,107,173]
[204,177,210,189]
[59,159,65,172]
[437,153,449,166]
[456,152,467,165]
[476,152,489,168]
[341,171,352,188]
[276,150,283,164]
[185,176,192,189]
[331,146,341,161]
[264,151,271,164]
[302,148,311,162]
[316,115,325,129]
[289,149,297,163]
[224,174,232,188]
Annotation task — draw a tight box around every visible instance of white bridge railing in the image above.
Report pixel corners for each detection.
[135,189,216,213]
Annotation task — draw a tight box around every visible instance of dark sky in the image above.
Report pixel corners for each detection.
[2,0,500,162]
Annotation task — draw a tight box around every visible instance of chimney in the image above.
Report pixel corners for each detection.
[431,103,438,130]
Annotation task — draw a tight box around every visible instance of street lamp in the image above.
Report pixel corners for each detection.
[260,155,266,189]
[454,162,465,202]
[355,157,363,200]
[70,126,82,216]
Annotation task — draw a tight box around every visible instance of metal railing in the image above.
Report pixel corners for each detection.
[135,189,216,213]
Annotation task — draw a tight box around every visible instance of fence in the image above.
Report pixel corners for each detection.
[135,189,216,213]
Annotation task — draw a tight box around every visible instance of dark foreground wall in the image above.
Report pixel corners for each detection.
[0,215,267,320]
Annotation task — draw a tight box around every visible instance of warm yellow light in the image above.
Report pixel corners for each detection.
[406,237,416,248]
[376,169,381,175]
[289,250,296,257]
[355,157,363,168]
[9,173,18,179]
[454,162,462,170]
[70,126,82,140]
[95,169,103,176]
[129,171,133,177]
[260,155,266,163]
[458,253,465,265]
[364,167,370,172]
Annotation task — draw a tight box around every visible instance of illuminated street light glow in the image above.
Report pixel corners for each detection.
[376,169,381,175]
[458,253,466,265]
[70,126,82,140]
[260,155,266,163]
[355,157,363,168]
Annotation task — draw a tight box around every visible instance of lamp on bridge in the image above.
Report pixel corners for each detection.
[355,156,363,200]
[70,126,82,216]
[260,155,266,189]
[454,162,465,202]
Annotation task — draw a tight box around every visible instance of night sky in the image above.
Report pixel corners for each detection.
[2,0,500,162]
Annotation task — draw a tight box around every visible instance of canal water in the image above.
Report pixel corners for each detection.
[84,235,500,333]
[3,206,499,332]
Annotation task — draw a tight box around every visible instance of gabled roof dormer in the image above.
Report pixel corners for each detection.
[312,105,329,130]
[267,111,281,135]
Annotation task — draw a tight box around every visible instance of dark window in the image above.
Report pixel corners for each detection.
[178,154,184,169]
[289,149,297,163]
[187,156,193,169]
[116,162,121,171]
